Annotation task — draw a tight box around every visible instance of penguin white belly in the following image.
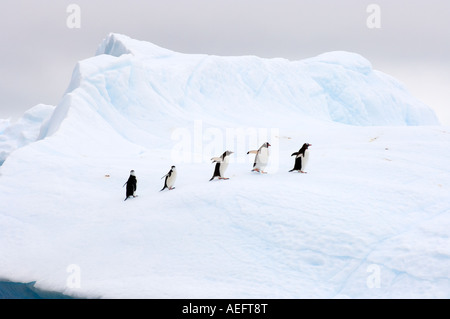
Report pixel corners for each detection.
[301,150,309,170]
[166,171,177,188]
[219,158,229,177]
[254,148,269,170]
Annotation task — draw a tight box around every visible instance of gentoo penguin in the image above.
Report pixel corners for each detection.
[247,142,271,174]
[124,170,137,201]
[161,165,177,191]
[209,151,234,181]
[289,143,311,173]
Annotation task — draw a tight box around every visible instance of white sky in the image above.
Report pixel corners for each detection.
[0,0,449,124]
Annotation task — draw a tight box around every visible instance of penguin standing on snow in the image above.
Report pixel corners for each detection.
[124,170,137,201]
[209,151,234,181]
[161,165,177,191]
[289,143,311,173]
[247,142,271,174]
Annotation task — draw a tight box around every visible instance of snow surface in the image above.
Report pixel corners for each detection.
[0,33,448,299]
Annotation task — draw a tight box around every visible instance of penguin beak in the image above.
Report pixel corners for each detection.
[267,143,271,147]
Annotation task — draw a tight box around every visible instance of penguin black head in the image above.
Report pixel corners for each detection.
[130,170,136,176]
[264,142,271,148]
[299,143,311,150]
[171,165,176,170]
[225,151,234,156]
[296,143,311,156]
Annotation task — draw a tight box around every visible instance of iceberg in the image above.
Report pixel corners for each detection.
[0,34,448,299]
[39,33,438,144]
[0,104,54,166]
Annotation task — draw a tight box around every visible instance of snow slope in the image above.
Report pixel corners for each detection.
[0,34,448,299]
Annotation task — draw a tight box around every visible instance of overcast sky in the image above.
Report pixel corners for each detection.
[1,0,449,124]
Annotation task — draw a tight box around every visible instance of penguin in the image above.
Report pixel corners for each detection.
[209,151,234,181]
[161,166,177,191]
[123,170,137,201]
[247,142,271,174]
[289,143,311,173]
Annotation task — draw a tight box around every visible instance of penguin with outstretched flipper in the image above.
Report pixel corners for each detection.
[209,151,233,181]
[247,142,271,174]
[289,143,311,173]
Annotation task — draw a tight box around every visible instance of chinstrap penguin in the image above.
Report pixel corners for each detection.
[289,143,311,173]
[247,142,271,174]
[124,170,137,201]
[161,165,177,191]
[210,151,234,181]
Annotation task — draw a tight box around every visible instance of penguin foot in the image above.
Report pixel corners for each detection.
[169,187,175,190]
[252,169,267,174]
[300,171,307,174]
[219,177,230,180]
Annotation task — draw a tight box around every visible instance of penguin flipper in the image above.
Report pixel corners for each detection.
[210,163,221,181]
[247,150,258,155]
[161,169,173,179]
[291,152,299,156]
[160,176,169,191]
